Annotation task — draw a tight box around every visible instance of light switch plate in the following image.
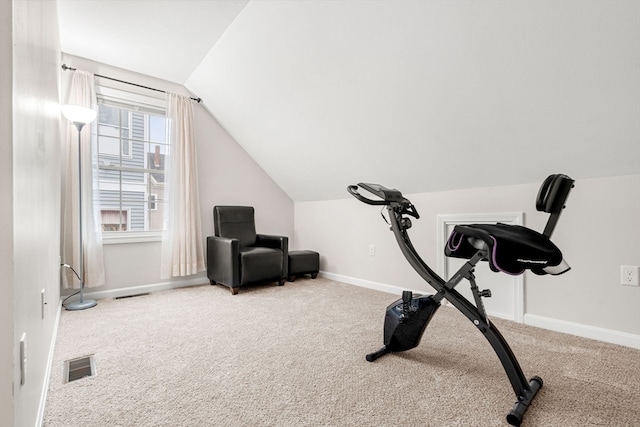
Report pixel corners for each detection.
[20,333,26,385]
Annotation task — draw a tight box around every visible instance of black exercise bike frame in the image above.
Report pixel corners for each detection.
[348,184,542,426]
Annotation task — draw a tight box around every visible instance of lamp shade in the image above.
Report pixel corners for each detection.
[61,105,97,125]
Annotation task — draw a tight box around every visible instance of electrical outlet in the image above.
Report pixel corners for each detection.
[621,265,639,286]
[368,244,375,256]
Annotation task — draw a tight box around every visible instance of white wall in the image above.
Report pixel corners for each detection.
[294,174,640,344]
[0,1,14,425]
[2,1,63,426]
[188,0,640,202]
[60,54,294,295]
[526,175,639,334]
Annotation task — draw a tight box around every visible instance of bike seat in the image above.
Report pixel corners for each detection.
[445,223,569,276]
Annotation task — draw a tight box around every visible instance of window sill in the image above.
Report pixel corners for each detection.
[102,231,163,245]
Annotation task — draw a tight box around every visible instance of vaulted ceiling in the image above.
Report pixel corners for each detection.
[58,0,640,201]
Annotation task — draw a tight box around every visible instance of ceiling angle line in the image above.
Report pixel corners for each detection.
[61,64,202,103]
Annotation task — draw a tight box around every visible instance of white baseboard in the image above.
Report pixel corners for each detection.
[320,271,640,349]
[80,276,208,301]
[320,271,515,321]
[37,299,62,427]
[524,313,640,350]
[319,271,422,296]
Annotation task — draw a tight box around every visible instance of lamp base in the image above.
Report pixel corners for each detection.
[66,299,97,311]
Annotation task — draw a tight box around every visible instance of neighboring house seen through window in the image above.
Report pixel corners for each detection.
[96,87,168,238]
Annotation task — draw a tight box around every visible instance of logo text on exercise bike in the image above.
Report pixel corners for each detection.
[516,259,548,265]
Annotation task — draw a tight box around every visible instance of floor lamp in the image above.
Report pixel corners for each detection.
[62,105,98,311]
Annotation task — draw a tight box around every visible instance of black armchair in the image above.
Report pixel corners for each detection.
[207,206,288,295]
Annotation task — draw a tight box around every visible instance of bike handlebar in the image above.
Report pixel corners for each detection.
[347,183,420,219]
[347,185,388,205]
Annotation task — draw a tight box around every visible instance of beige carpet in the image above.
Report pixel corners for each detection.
[44,278,639,426]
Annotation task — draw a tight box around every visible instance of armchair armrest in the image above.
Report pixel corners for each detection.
[255,234,289,281]
[256,234,288,251]
[207,236,240,287]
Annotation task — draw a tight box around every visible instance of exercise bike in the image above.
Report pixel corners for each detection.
[347,174,574,426]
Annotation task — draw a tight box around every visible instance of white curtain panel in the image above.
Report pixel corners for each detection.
[61,70,106,288]
[161,93,205,278]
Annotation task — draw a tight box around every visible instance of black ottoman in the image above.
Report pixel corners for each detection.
[288,250,320,282]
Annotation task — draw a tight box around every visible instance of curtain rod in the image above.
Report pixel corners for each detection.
[61,64,201,103]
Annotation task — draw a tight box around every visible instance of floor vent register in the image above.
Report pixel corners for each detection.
[63,355,95,383]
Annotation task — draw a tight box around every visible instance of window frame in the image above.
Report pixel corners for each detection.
[95,84,168,245]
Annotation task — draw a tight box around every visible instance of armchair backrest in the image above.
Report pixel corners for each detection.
[214,206,257,247]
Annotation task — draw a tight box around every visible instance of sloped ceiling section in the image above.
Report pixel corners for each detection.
[186,1,639,201]
[58,0,249,83]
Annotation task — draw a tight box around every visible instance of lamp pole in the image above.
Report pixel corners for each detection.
[62,105,98,310]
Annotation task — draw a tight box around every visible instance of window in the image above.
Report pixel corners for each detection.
[95,87,169,240]
[101,209,128,231]
[97,106,131,158]
[149,194,158,211]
